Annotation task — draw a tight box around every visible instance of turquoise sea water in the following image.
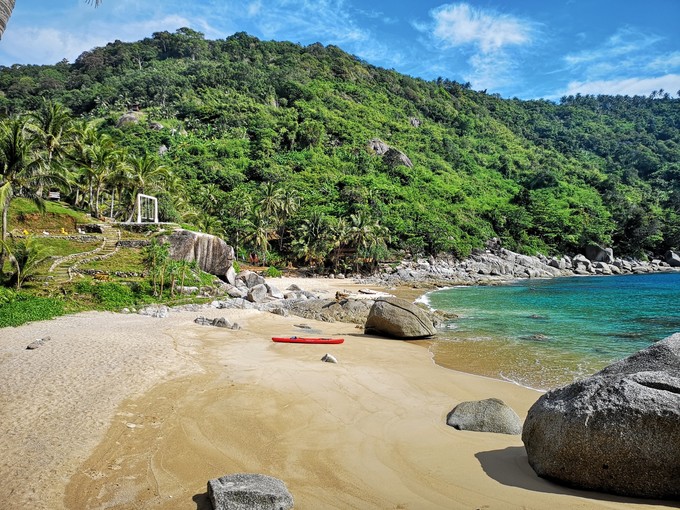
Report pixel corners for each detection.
[421,273,680,390]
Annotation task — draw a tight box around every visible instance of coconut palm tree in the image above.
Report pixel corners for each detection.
[0,118,39,258]
[0,1,101,39]
[125,153,168,222]
[244,207,273,266]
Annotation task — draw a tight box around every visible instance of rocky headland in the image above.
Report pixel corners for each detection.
[360,240,680,290]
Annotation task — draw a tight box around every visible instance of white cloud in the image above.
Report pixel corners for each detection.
[646,51,680,73]
[246,0,370,45]
[560,74,680,98]
[430,3,533,53]
[415,3,536,92]
[247,1,262,17]
[564,27,662,72]
[0,28,103,65]
[1,14,195,65]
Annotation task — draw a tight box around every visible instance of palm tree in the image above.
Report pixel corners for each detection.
[222,188,252,261]
[0,0,16,39]
[28,99,73,168]
[27,100,74,200]
[1,235,51,289]
[141,239,169,296]
[258,182,282,218]
[291,210,333,270]
[1,1,101,39]
[346,212,390,271]
[125,153,168,222]
[276,187,299,251]
[67,121,105,212]
[0,117,42,261]
[244,207,273,265]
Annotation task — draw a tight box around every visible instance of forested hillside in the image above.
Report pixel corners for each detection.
[1,29,679,268]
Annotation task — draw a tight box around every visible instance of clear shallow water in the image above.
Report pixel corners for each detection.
[422,273,680,390]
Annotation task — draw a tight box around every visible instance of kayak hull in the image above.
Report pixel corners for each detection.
[272,337,344,344]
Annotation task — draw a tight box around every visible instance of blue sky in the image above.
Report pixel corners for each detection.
[1,0,680,100]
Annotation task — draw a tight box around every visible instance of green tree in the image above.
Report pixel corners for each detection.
[244,207,274,265]
[0,117,56,262]
[125,153,169,222]
[141,239,169,296]
[1,236,51,289]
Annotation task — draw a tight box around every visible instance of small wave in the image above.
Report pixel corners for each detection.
[498,372,547,392]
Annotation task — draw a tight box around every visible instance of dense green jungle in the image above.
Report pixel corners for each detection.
[1,29,679,271]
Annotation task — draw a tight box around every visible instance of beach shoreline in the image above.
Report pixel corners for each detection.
[0,276,672,509]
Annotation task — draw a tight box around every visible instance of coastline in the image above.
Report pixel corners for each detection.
[0,277,673,509]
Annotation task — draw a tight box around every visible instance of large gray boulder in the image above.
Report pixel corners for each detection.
[238,270,266,289]
[364,297,436,339]
[161,230,234,278]
[208,473,293,510]
[246,283,268,303]
[665,250,680,268]
[287,298,373,325]
[447,398,522,435]
[368,138,413,168]
[585,244,614,263]
[522,333,680,499]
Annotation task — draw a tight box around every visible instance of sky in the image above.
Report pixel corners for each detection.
[1,0,680,101]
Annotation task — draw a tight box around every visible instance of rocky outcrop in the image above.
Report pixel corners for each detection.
[368,138,413,168]
[666,250,680,268]
[246,283,268,303]
[446,398,522,435]
[194,316,239,329]
[207,473,294,510]
[287,298,373,324]
[364,297,436,339]
[361,241,679,289]
[116,111,142,127]
[138,305,169,318]
[522,333,680,499]
[160,229,234,279]
[585,244,614,263]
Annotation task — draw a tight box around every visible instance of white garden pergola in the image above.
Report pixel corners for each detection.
[136,193,158,223]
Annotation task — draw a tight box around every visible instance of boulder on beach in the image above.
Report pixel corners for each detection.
[522,333,680,499]
[446,398,522,435]
[666,250,680,268]
[246,283,268,303]
[207,473,294,510]
[287,298,373,324]
[364,297,436,339]
[160,230,234,279]
[585,244,614,263]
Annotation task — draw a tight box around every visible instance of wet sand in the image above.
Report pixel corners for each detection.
[0,278,673,509]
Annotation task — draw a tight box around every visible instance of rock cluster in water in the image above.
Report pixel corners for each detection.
[361,241,680,289]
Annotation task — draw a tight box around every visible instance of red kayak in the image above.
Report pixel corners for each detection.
[272,336,344,344]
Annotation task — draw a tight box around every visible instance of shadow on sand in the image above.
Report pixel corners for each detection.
[193,492,212,510]
[476,447,680,508]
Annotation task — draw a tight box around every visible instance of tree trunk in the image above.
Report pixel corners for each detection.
[0,0,16,39]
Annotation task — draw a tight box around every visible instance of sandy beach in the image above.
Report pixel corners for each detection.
[0,277,674,509]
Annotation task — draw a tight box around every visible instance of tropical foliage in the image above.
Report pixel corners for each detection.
[0,29,679,271]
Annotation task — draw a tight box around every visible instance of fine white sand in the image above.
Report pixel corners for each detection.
[0,278,672,509]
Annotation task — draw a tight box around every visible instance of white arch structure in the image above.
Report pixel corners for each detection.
[136,193,158,223]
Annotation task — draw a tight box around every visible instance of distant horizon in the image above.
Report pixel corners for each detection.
[1,1,680,101]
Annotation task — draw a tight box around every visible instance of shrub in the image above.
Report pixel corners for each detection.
[92,282,136,308]
[0,294,65,327]
[75,280,138,309]
[0,286,16,305]
[265,266,282,278]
